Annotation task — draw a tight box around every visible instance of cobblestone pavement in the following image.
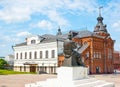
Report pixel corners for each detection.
[0,74,120,87]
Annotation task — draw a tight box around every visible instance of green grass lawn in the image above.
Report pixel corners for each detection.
[0,69,36,75]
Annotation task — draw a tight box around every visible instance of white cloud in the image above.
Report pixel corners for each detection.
[0,0,97,24]
[17,31,31,37]
[47,10,69,27]
[64,0,97,13]
[0,7,31,23]
[0,44,6,47]
[37,20,53,30]
[112,21,120,31]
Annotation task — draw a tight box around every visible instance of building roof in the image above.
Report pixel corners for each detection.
[74,30,105,39]
[75,30,93,38]
[14,32,68,47]
[16,42,27,46]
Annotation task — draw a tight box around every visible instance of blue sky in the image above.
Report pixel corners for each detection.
[0,0,120,56]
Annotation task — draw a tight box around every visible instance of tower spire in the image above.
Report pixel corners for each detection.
[57,26,62,35]
[99,6,103,17]
[94,6,108,34]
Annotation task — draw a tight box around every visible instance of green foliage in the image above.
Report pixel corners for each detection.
[0,69,36,75]
[0,59,7,69]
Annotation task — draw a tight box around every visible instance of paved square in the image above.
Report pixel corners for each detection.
[0,74,120,87]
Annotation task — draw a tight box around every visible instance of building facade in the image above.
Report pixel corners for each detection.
[73,14,114,74]
[13,34,59,74]
[113,51,120,70]
[58,13,115,74]
[13,12,115,74]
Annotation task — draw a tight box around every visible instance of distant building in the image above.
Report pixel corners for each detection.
[113,51,120,70]
[5,54,14,66]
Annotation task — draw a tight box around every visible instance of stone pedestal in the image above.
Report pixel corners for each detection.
[25,67,115,87]
[57,66,88,81]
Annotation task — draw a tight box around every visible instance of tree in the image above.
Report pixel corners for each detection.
[0,59,7,69]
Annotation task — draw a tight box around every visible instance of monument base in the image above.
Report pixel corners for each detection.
[57,66,88,81]
[25,67,115,87]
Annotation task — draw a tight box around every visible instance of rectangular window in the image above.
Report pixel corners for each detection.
[34,51,37,59]
[108,48,112,59]
[25,52,27,59]
[29,52,32,59]
[51,50,55,58]
[40,51,42,58]
[20,53,22,59]
[99,52,101,58]
[46,50,48,58]
[16,53,18,59]
[96,52,99,58]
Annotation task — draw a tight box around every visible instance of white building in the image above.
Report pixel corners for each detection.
[12,29,67,74]
[5,54,14,66]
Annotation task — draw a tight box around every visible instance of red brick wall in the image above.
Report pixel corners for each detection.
[58,34,114,74]
[113,51,120,69]
[73,35,114,74]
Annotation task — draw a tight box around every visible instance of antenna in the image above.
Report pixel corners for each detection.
[99,6,103,17]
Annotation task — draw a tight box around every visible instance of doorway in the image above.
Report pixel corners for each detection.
[96,66,100,74]
[30,66,36,72]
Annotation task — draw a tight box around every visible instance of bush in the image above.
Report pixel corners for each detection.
[0,59,7,69]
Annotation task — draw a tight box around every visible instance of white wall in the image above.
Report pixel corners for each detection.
[14,41,58,67]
